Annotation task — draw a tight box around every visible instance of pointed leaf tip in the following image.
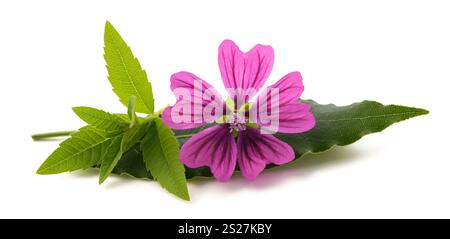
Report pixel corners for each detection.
[99,135,124,184]
[103,21,154,114]
[72,106,127,131]
[36,127,111,175]
[418,108,429,115]
[105,21,113,30]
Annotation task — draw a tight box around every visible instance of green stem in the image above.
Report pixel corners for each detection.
[31,131,75,140]
[33,131,194,141]
[175,134,195,139]
[152,104,169,118]
[143,104,169,123]
[32,105,171,141]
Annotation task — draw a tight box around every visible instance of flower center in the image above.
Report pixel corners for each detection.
[228,113,247,132]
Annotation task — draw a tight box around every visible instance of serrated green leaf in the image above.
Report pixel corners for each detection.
[141,118,189,200]
[104,21,154,114]
[99,135,123,184]
[114,113,131,122]
[37,127,112,174]
[109,100,428,180]
[72,106,127,131]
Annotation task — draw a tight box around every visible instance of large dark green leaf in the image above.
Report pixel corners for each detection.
[111,100,428,179]
[276,100,428,158]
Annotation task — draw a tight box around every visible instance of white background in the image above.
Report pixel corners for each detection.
[0,0,448,218]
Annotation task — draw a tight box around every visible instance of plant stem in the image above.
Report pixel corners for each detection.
[143,104,169,122]
[149,104,169,118]
[32,131,75,140]
[32,105,171,141]
[175,134,195,139]
[33,130,195,141]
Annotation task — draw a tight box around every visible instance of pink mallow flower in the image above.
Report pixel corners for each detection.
[162,40,315,181]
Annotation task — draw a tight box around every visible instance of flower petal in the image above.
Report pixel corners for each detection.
[180,125,237,181]
[276,102,316,133]
[162,71,224,130]
[237,128,295,180]
[251,71,315,133]
[218,40,274,106]
[253,100,316,133]
[260,71,304,107]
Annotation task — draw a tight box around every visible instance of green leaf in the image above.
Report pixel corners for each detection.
[114,113,131,122]
[141,118,190,200]
[72,106,127,131]
[275,100,429,158]
[109,100,428,180]
[112,144,153,179]
[99,135,123,184]
[127,96,138,128]
[122,121,150,152]
[37,127,112,174]
[104,21,154,114]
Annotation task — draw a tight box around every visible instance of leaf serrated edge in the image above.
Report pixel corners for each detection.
[103,21,154,114]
